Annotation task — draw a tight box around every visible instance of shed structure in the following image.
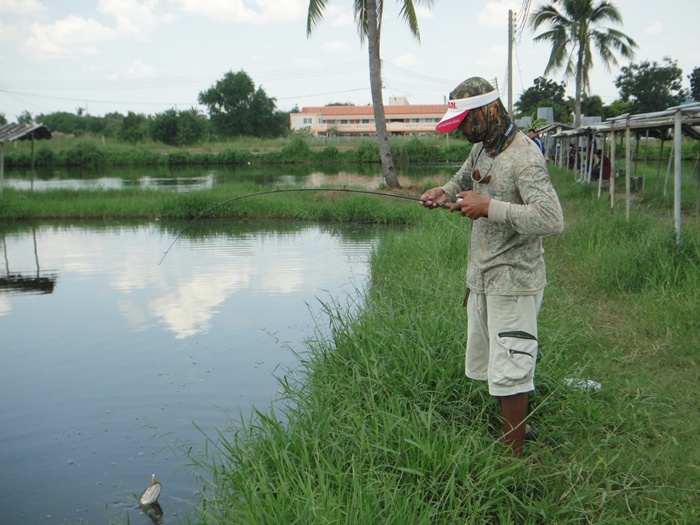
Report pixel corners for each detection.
[551,102,700,244]
[0,123,52,193]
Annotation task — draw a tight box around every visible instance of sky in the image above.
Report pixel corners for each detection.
[1,0,698,122]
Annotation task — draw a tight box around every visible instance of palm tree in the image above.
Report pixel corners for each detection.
[307,0,434,189]
[529,0,637,128]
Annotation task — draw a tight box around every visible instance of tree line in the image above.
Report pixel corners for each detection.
[0,71,290,146]
[1,62,697,147]
[515,59,698,127]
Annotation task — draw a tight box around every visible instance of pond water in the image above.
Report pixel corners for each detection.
[0,219,387,525]
[0,163,458,192]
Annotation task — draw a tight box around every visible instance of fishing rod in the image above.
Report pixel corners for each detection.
[158,187,447,264]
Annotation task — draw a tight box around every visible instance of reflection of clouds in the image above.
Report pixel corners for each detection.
[150,267,251,339]
[304,172,447,189]
[117,300,151,332]
[261,270,304,295]
[112,250,163,292]
[1,176,214,192]
[1,225,374,338]
[0,295,10,316]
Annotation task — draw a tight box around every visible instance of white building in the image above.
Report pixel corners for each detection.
[289,97,446,137]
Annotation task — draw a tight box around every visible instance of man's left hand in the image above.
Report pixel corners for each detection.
[449,191,490,220]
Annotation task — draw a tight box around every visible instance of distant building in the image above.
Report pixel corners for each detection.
[581,115,602,126]
[537,107,554,124]
[289,98,446,137]
[515,116,532,129]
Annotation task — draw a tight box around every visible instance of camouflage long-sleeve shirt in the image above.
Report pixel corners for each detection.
[441,131,564,295]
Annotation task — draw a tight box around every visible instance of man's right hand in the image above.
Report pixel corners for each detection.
[420,187,446,209]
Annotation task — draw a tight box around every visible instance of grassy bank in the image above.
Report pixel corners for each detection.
[3,132,698,168]
[1,134,473,167]
[183,167,699,524]
[0,184,434,224]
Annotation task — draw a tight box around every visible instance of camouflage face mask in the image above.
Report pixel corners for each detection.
[448,77,513,152]
[461,98,512,151]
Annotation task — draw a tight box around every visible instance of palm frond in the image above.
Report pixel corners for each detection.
[306,0,330,36]
[398,0,421,42]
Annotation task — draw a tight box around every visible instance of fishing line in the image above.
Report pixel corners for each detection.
[158,187,447,265]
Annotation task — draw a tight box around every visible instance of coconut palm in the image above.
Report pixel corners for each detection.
[307,0,435,189]
[529,0,637,127]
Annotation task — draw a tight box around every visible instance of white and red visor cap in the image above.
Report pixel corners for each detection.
[435,89,501,133]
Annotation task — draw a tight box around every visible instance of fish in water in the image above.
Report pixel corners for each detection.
[139,473,162,505]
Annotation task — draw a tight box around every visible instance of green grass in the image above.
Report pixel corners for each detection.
[182,167,699,524]
[0,184,433,223]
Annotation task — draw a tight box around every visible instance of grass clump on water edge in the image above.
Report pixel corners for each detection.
[0,184,431,224]
[186,173,699,524]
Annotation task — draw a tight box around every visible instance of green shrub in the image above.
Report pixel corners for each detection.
[355,140,380,162]
[216,148,238,164]
[315,145,340,162]
[58,141,105,166]
[394,138,442,164]
[280,137,312,161]
[443,142,473,162]
[35,145,56,166]
[167,151,192,165]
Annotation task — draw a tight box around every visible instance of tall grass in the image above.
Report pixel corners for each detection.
[184,169,699,524]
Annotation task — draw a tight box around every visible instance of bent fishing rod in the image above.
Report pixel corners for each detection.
[158,187,448,265]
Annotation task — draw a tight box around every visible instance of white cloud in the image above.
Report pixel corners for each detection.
[394,53,417,68]
[321,40,353,54]
[323,5,353,28]
[127,59,159,77]
[98,0,168,39]
[24,15,116,59]
[645,22,663,36]
[477,0,520,30]
[0,20,19,41]
[171,0,306,24]
[0,0,47,15]
[415,5,433,20]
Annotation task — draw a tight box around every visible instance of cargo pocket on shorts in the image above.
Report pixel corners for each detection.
[493,330,538,386]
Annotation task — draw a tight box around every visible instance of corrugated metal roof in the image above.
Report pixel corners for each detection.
[551,102,700,140]
[0,123,52,143]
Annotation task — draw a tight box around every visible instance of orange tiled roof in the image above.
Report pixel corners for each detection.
[301,104,446,116]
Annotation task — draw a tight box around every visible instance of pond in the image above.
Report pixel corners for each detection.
[0,163,459,192]
[0,219,390,525]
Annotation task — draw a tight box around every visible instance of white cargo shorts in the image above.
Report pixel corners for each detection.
[465,291,543,397]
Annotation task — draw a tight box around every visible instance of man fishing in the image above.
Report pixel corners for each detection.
[420,77,564,457]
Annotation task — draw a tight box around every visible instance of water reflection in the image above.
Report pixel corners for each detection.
[0,220,383,525]
[1,230,58,295]
[1,163,457,192]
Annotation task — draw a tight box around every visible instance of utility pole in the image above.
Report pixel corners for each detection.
[507,9,514,117]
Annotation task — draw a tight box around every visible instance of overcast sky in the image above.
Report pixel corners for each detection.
[1,0,698,122]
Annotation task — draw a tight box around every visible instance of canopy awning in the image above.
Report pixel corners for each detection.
[551,102,700,140]
[0,123,52,143]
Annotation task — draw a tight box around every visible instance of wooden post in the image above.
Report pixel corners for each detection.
[609,122,616,209]
[507,10,514,117]
[664,141,674,197]
[656,139,664,193]
[625,117,631,221]
[695,149,700,217]
[597,134,606,199]
[0,142,4,194]
[642,130,649,191]
[674,110,682,245]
